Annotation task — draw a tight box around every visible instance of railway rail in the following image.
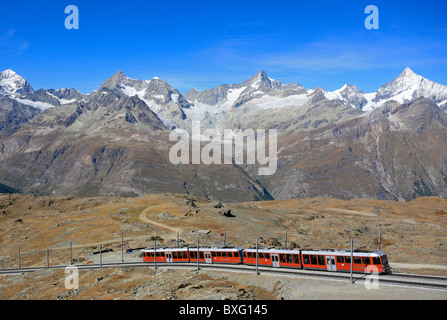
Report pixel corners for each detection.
[1,261,447,291]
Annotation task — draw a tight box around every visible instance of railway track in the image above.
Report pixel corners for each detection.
[1,261,447,291]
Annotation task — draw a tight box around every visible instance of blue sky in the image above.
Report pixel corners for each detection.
[1,0,446,94]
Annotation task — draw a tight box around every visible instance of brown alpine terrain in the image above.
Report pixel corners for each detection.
[0,193,446,299]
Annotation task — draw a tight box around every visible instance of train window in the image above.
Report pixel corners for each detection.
[286,254,293,263]
[211,252,216,257]
[293,255,300,264]
[265,253,270,259]
[310,255,317,265]
[183,252,187,259]
[199,252,204,259]
[303,255,310,264]
[191,252,196,259]
[217,252,222,257]
[173,252,177,259]
[372,257,380,264]
[259,253,264,259]
[362,257,370,265]
[345,256,351,263]
[353,257,361,264]
[244,252,247,258]
[234,251,239,257]
[280,254,286,263]
[318,255,325,265]
[248,252,253,258]
[337,256,344,263]
[382,255,388,265]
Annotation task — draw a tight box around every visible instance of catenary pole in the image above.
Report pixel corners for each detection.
[350,239,354,284]
[256,238,259,275]
[197,237,200,271]
[154,238,157,269]
[378,229,381,251]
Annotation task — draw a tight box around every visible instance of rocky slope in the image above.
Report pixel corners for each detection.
[253,97,447,201]
[0,68,446,201]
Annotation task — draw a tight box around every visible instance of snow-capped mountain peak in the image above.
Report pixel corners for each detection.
[325,84,367,109]
[323,67,447,112]
[368,67,447,111]
[400,67,419,79]
[96,70,191,127]
[0,69,34,95]
[241,70,285,91]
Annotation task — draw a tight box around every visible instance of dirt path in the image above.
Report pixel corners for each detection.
[138,205,183,234]
[326,208,376,217]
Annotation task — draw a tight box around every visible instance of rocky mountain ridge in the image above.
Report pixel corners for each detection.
[0,68,446,202]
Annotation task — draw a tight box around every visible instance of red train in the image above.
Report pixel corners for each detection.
[141,246,391,274]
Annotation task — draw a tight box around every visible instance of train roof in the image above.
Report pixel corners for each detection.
[244,247,301,253]
[188,246,244,252]
[141,247,189,252]
[301,249,387,257]
[243,247,387,257]
[141,246,243,252]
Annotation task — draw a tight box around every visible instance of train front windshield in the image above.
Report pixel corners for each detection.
[381,255,389,266]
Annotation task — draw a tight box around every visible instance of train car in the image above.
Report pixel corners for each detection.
[243,247,302,268]
[189,246,244,264]
[141,247,190,263]
[301,249,390,274]
[141,244,390,274]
